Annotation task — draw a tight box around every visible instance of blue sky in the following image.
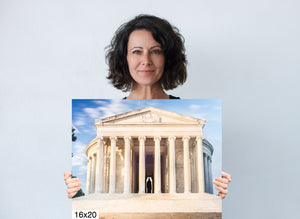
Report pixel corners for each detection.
[72,99,222,195]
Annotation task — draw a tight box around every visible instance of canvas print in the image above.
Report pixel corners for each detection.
[72,99,222,218]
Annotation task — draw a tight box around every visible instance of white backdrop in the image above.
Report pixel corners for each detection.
[1,0,299,218]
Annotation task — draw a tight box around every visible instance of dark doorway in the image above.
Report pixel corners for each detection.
[146,177,153,193]
[145,154,154,193]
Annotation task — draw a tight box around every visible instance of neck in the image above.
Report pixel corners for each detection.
[127,83,169,99]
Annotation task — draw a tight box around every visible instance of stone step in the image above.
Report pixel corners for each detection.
[72,193,222,219]
[97,212,221,219]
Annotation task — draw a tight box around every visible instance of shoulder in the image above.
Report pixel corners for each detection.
[169,95,180,99]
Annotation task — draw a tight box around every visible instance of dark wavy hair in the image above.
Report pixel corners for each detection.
[106,14,187,92]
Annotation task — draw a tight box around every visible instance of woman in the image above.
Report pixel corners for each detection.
[65,14,231,199]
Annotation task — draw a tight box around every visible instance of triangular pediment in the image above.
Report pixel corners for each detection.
[95,107,205,125]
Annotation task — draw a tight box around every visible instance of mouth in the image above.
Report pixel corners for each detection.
[138,70,155,73]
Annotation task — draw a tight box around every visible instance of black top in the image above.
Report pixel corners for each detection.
[123,95,180,99]
[169,95,180,99]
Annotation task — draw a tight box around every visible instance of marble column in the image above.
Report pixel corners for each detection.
[196,136,204,193]
[204,153,208,193]
[109,136,117,193]
[183,136,191,193]
[95,137,103,193]
[138,136,146,194]
[208,157,213,194]
[124,136,131,193]
[165,154,169,193]
[90,154,96,193]
[132,147,135,192]
[154,136,161,193]
[168,136,176,193]
[85,157,91,194]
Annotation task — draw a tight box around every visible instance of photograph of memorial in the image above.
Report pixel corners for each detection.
[72,99,222,218]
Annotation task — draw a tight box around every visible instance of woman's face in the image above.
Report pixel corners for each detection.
[127,30,165,88]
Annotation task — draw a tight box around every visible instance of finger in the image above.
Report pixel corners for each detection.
[222,171,231,182]
[218,192,226,199]
[68,191,77,199]
[213,180,228,189]
[65,178,79,184]
[215,186,228,195]
[215,177,229,184]
[67,187,80,194]
[64,171,72,180]
[67,181,82,189]
[65,178,79,186]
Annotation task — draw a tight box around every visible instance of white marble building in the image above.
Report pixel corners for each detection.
[84,107,214,195]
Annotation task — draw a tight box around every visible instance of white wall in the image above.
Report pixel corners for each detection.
[0,0,299,218]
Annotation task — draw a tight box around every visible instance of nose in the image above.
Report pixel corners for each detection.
[141,52,152,66]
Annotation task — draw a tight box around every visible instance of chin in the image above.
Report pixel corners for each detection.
[134,79,160,87]
[140,82,160,88]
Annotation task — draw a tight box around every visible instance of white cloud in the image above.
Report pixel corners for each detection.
[189,104,208,110]
[82,100,133,120]
[82,128,97,135]
[73,141,86,153]
[189,104,201,110]
[191,113,208,119]
[77,162,87,175]
[84,107,101,119]
[74,120,85,126]
[73,114,87,126]
[72,153,86,166]
[97,99,131,118]
[93,100,107,105]
[72,141,87,167]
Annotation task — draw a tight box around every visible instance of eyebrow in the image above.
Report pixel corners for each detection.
[129,46,162,51]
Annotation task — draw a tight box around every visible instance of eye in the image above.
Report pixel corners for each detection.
[132,50,141,54]
[151,49,162,54]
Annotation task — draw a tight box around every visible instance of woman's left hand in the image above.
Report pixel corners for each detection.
[213,171,231,199]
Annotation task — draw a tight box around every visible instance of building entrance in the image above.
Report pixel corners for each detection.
[146,177,153,193]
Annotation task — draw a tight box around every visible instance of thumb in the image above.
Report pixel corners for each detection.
[64,171,72,180]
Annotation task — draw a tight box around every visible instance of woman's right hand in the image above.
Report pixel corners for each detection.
[64,171,82,199]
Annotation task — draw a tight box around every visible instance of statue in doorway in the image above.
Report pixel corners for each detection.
[146,177,152,193]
